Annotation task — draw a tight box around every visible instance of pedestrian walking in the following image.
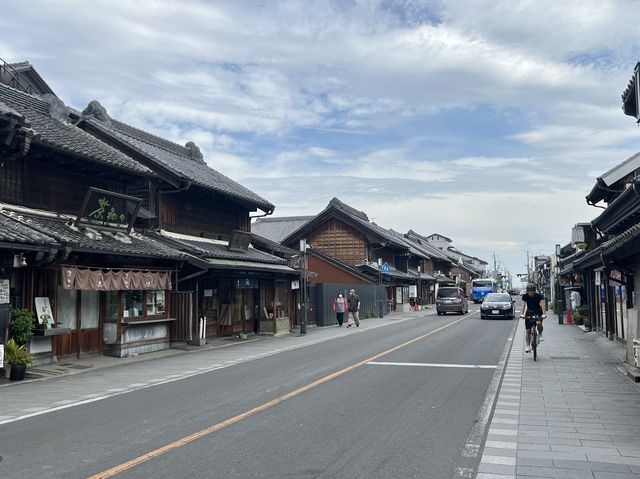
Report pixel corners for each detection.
[332,292,347,326]
[347,288,360,327]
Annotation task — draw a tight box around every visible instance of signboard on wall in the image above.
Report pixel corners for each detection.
[291,280,300,290]
[0,279,9,304]
[34,297,55,329]
[409,285,417,298]
[234,278,259,289]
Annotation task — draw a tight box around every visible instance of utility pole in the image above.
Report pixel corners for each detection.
[526,250,531,283]
[492,252,498,279]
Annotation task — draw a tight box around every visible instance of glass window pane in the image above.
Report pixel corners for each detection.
[106,291,119,321]
[123,291,144,318]
[81,291,100,329]
[146,290,165,316]
[56,288,77,329]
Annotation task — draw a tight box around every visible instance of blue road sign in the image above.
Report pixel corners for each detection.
[381,262,391,274]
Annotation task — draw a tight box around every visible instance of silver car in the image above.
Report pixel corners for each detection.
[436,287,469,315]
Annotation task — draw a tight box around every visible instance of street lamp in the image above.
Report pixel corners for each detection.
[377,257,383,318]
[417,265,421,311]
[555,243,564,325]
[299,239,307,335]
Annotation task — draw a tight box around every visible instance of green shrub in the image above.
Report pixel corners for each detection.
[576,305,589,318]
[4,338,33,365]
[9,309,35,346]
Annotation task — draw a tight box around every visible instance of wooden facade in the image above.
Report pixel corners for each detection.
[159,189,250,239]
[308,217,367,266]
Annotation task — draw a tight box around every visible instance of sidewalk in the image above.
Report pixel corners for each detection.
[0,310,423,424]
[477,313,640,479]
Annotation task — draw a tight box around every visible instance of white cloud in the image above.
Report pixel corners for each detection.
[3,0,640,276]
[452,157,532,169]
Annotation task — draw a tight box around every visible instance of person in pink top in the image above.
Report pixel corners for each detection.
[333,292,347,327]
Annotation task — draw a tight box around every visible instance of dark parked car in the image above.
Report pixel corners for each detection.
[480,293,515,320]
[436,287,468,315]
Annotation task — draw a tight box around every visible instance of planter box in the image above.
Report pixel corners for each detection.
[275,317,290,336]
[260,320,275,334]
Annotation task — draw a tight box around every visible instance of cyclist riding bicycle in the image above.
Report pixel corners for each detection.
[520,283,546,353]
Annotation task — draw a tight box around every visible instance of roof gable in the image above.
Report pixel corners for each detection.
[0,84,150,176]
[600,151,640,188]
[7,61,56,96]
[281,197,407,250]
[405,230,451,261]
[78,105,274,213]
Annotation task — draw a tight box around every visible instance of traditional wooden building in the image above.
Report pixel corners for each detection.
[570,153,640,350]
[0,82,186,361]
[280,198,425,316]
[0,62,298,365]
[76,101,298,338]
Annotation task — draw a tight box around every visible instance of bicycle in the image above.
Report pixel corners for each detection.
[521,313,544,361]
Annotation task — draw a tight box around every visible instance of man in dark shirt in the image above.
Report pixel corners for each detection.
[347,289,360,328]
[520,283,546,353]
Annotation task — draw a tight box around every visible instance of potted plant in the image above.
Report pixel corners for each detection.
[9,308,35,346]
[4,338,33,381]
[577,305,591,330]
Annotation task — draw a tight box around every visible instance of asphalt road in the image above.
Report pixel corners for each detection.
[0,303,517,479]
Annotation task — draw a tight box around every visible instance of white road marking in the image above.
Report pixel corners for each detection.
[0,313,442,426]
[367,361,497,369]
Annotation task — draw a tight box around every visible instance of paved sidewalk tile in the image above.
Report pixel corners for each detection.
[476,312,640,479]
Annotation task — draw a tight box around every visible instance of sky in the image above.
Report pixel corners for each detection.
[3,0,640,282]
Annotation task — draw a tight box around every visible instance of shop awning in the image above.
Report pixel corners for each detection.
[62,266,172,291]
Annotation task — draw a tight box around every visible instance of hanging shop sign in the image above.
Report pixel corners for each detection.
[291,280,300,290]
[0,279,9,304]
[609,269,624,285]
[62,266,172,291]
[74,187,142,232]
[234,278,259,289]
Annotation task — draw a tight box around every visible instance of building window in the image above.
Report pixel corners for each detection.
[123,291,144,318]
[57,288,77,329]
[146,290,166,316]
[106,291,120,321]
[80,290,100,329]
[108,290,170,321]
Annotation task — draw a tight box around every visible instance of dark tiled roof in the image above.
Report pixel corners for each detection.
[4,210,183,259]
[602,221,640,256]
[0,100,23,119]
[102,119,274,213]
[0,213,57,246]
[387,229,431,259]
[0,84,149,175]
[405,230,451,261]
[251,216,314,243]
[155,233,286,265]
[323,198,407,249]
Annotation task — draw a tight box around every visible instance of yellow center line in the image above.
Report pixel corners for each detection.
[87,311,477,479]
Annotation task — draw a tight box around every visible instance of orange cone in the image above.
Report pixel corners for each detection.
[566,308,573,325]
